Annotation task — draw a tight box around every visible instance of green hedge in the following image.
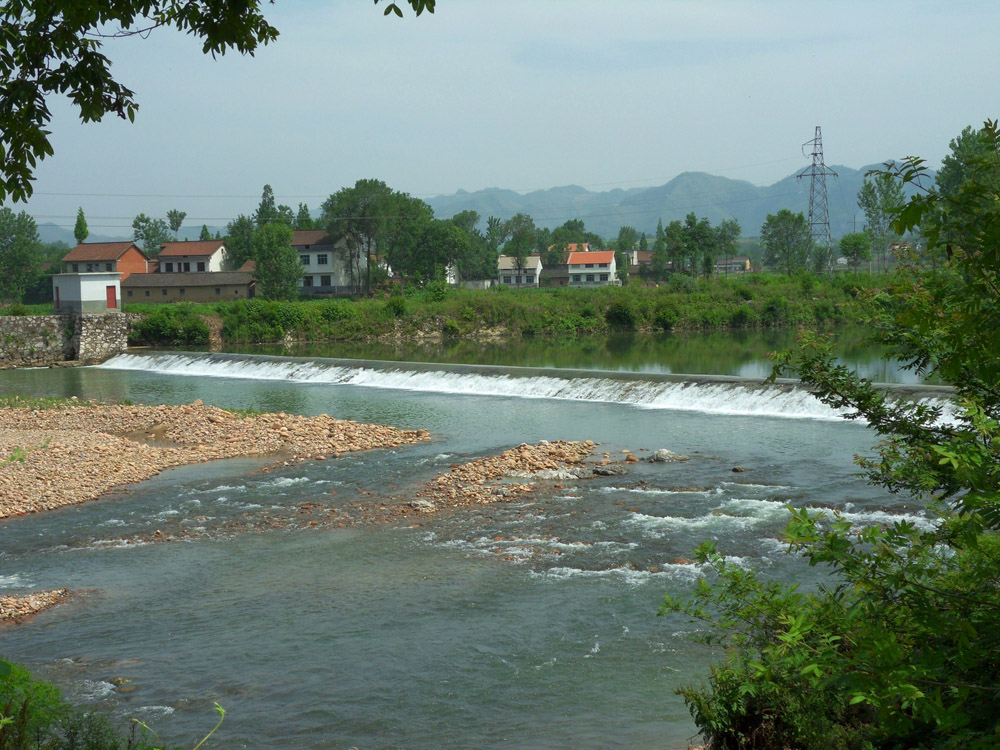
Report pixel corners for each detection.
[127,273,882,345]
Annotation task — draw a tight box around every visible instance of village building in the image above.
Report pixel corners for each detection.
[156,241,230,273]
[567,250,618,286]
[51,272,121,313]
[292,230,362,295]
[61,242,149,281]
[497,254,542,287]
[713,256,751,275]
[121,271,255,303]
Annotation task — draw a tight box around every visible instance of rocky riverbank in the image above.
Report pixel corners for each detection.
[0,589,69,624]
[0,400,429,519]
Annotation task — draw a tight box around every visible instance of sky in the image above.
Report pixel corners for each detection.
[10,0,1000,239]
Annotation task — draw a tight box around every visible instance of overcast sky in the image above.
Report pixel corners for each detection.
[11,0,1000,238]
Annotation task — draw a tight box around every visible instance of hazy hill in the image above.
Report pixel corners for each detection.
[429,164,927,240]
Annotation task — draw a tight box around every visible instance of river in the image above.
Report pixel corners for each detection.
[0,331,940,748]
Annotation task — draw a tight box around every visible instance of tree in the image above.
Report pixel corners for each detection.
[0,0,435,203]
[501,213,536,275]
[321,179,430,294]
[0,208,40,304]
[663,121,1000,749]
[294,203,315,231]
[858,173,905,274]
[838,231,871,270]
[132,213,170,256]
[166,209,187,236]
[714,219,741,276]
[483,215,509,278]
[254,185,280,227]
[225,215,256,269]
[73,207,88,244]
[199,224,212,241]
[759,209,811,275]
[251,223,300,300]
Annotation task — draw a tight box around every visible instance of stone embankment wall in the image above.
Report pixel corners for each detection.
[0,314,135,368]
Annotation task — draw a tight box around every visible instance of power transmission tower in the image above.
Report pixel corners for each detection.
[797,126,838,272]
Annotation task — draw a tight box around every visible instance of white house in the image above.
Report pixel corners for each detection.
[292,230,363,295]
[52,272,121,313]
[567,251,617,286]
[157,241,229,273]
[497,254,542,287]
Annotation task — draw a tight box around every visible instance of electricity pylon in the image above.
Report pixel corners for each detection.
[797,126,838,272]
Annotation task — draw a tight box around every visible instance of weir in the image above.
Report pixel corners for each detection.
[99,351,955,422]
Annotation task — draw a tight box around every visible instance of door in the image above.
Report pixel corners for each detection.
[106,285,117,309]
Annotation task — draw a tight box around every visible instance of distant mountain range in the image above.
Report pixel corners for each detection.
[37,163,927,247]
[427,163,930,240]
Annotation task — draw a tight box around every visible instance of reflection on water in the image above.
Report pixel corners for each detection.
[230,327,930,384]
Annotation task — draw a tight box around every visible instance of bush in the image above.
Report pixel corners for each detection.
[0,303,29,316]
[130,305,209,346]
[385,296,406,318]
[605,300,638,330]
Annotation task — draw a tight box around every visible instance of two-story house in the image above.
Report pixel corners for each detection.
[497,254,543,287]
[567,251,618,286]
[61,242,150,281]
[156,241,230,273]
[292,230,361,295]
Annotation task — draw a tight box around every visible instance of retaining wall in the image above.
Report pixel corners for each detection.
[0,313,134,367]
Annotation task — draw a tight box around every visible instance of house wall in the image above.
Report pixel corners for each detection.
[123,283,252,304]
[116,247,149,280]
[159,249,228,273]
[0,313,131,367]
[297,244,362,294]
[52,273,121,314]
[568,258,617,286]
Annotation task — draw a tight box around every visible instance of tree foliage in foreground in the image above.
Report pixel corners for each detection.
[662,121,1000,749]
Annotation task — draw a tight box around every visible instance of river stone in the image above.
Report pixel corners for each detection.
[593,464,628,476]
[648,449,690,463]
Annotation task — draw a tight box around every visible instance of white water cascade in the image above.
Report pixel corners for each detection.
[99,351,955,423]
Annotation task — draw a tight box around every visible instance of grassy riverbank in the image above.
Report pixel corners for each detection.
[121,273,882,347]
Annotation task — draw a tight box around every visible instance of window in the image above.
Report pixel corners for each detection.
[503,276,512,284]
[105,263,112,271]
[86,263,96,272]
[126,290,133,297]
[525,275,534,283]
[300,255,310,265]
[321,275,331,286]
[303,276,313,287]
[162,289,168,296]
[72,263,79,272]
[317,254,328,265]
[573,274,582,282]
[179,288,185,296]
[164,262,174,272]
[182,262,190,272]
[144,290,150,297]
[586,274,595,282]
[600,273,609,281]
[599,263,608,268]
[197,262,206,272]
[215,288,221,295]
[586,263,594,268]
[515,276,522,284]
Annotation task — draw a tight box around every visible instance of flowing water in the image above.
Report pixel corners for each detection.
[0,337,945,749]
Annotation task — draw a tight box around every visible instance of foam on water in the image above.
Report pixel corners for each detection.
[100,352,953,422]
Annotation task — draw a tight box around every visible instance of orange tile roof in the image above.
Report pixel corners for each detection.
[567,251,615,265]
[63,242,145,262]
[158,241,226,257]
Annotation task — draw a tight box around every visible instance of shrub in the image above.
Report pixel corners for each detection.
[0,303,29,316]
[385,296,406,318]
[605,300,638,330]
[654,303,680,330]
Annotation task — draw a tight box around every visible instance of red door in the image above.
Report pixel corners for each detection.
[106,285,117,309]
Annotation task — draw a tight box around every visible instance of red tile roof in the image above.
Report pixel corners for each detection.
[63,242,145,262]
[158,241,226,257]
[567,251,615,265]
